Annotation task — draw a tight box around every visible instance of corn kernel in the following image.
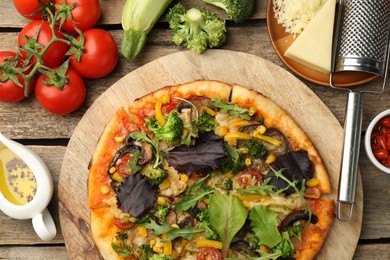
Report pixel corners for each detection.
[259,244,268,253]
[170,224,180,229]
[257,125,267,134]
[161,95,171,104]
[202,106,216,116]
[225,172,233,178]
[112,172,123,182]
[245,158,252,167]
[242,200,251,208]
[248,107,256,116]
[239,147,249,154]
[114,136,124,143]
[138,226,148,237]
[306,178,319,187]
[217,126,229,137]
[157,196,166,205]
[149,240,156,247]
[159,178,170,190]
[109,166,116,174]
[161,234,173,256]
[265,154,276,164]
[180,174,189,183]
[100,185,110,195]
[153,245,163,253]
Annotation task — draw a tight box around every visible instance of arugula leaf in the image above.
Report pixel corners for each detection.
[236,178,278,196]
[174,176,214,212]
[128,151,142,174]
[129,131,162,167]
[210,98,252,120]
[219,143,245,173]
[274,231,295,257]
[249,205,282,248]
[209,194,248,258]
[141,219,203,242]
[111,232,132,257]
[197,112,219,132]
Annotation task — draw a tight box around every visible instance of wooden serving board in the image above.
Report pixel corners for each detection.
[58,50,363,259]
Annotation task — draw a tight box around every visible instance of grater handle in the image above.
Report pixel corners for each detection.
[337,91,363,222]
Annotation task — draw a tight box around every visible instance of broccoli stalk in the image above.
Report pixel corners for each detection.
[167,3,227,54]
[203,0,255,23]
[121,0,173,61]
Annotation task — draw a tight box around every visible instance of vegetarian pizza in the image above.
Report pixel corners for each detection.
[88,80,334,260]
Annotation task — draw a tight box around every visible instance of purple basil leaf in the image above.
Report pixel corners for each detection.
[166,132,226,175]
[264,150,313,195]
[117,174,157,218]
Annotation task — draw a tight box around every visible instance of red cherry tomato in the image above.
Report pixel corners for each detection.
[69,28,118,78]
[13,0,49,20]
[18,20,69,68]
[114,218,135,230]
[35,67,86,115]
[0,51,35,102]
[380,126,390,135]
[375,135,388,150]
[55,0,100,34]
[373,149,389,161]
[238,170,263,188]
[116,155,134,177]
[380,116,390,128]
[197,247,222,260]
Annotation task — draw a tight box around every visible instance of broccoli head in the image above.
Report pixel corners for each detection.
[167,3,227,54]
[145,111,183,144]
[138,244,154,260]
[203,0,255,23]
[155,204,170,222]
[243,139,267,159]
[143,164,168,186]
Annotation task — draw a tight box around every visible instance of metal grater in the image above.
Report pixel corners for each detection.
[330,0,390,222]
[332,0,390,76]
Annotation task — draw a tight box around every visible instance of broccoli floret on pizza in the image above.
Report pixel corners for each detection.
[143,164,168,186]
[145,111,183,145]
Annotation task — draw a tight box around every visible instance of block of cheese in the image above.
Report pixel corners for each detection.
[284,0,336,74]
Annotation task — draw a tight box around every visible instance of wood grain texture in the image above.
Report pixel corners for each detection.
[58,50,362,259]
[0,0,266,28]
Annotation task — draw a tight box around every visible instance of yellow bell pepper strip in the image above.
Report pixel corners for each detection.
[224,131,251,140]
[252,131,282,147]
[196,239,223,249]
[161,233,173,256]
[155,99,165,126]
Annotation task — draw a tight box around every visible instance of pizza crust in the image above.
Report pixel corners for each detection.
[230,84,331,194]
[88,107,139,209]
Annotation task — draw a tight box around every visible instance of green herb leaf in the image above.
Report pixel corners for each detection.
[129,131,162,167]
[128,151,142,174]
[174,185,214,212]
[249,205,281,248]
[209,194,248,258]
[111,232,131,257]
[210,98,252,120]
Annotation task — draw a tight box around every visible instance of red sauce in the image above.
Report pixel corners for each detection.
[370,116,390,168]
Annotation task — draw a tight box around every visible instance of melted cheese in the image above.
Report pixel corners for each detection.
[284,0,337,73]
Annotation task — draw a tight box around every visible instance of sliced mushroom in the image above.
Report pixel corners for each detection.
[138,142,153,165]
[177,212,195,228]
[280,210,318,232]
[230,240,260,257]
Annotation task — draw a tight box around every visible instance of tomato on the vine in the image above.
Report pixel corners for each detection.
[69,28,118,78]
[0,51,35,103]
[55,0,101,34]
[13,0,50,20]
[197,247,222,260]
[18,20,69,68]
[35,67,86,115]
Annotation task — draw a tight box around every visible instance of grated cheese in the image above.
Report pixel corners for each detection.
[273,0,328,35]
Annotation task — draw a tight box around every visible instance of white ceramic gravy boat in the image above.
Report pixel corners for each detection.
[0,133,56,241]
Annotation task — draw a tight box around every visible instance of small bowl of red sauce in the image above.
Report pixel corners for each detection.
[365,109,390,174]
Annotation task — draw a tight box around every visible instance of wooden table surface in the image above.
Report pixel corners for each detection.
[1,1,389,259]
